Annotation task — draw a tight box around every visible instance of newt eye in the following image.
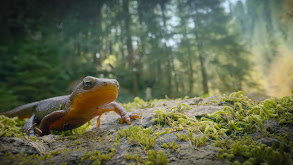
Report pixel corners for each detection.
[83,77,95,89]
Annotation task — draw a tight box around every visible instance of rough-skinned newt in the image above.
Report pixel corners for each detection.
[1,76,140,136]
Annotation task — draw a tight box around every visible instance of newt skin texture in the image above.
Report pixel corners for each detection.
[1,76,140,136]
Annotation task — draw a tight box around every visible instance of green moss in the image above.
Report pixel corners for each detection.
[74,140,82,145]
[122,97,156,111]
[214,134,290,165]
[153,109,200,132]
[125,153,132,160]
[144,150,168,165]
[151,91,293,164]
[171,103,192,112]
[114,136,121,146]
[2,91,293,165]
[188,131,207,148]
[199,91,293,137]
[276,92,293,124]
[29,135,38,141]
[50,150,60,156]
[124,153,145,163]
[2,152,38,165]
[80,148,116,163]
[118,126,156,150]
[175,133,188,141]
[161,140,179,151]
[0,115,26,137]
[1,149,66,165]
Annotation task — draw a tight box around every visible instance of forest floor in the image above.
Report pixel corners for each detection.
[0,92,293,165]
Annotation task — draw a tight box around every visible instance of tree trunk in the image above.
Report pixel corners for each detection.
[92,2,103,66]
[183,25,194,95]
[123,0,138,95]
[198,50,208,95]
[187,46,194,95]
[160,2,173,97]
[193,14,209,95]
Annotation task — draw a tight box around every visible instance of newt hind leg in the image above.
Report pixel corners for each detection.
[96,102,140,128]
[38,110,66,136]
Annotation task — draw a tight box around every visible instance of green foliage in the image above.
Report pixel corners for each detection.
[152,90,293,164]
[118,126,156,150]
[161,140,179,151]
[197,91,293,138]
[145,150,168,165]
[122,97,155,111]
[175,133,188,141]
[0,87,22,111]
[187,131,207,148]
[124,153,144,163]
[114,136,121,146]
[0,0,275,109]
[1,91,293,165]
[277,92,293,124]
[153,109,198,128]
[80,148,116,164]
[171,103,192,113]
[214,134,290,165]
[0,115,26,137]
[1,149,67,164]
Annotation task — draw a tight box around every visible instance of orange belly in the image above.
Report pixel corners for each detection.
[49,111,96,131]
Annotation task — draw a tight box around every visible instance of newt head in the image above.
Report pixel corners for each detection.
[70,76,119,111]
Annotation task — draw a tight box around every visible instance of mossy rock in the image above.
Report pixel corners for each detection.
[1,91,293,165]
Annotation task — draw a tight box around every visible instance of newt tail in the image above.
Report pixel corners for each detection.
[1,102,37,119]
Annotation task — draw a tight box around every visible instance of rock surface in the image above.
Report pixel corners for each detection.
[0,96,292,165]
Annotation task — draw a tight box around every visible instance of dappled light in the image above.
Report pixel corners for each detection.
[0,0,292,110]
[1,1,293,164]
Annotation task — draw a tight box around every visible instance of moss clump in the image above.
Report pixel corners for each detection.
[153,109,200,133]
[175,133,188,141]
[161,140,179,151]
[276,92,293,124]
[171,103,192,112]
[114,136,121,146]
[144,150,168,165]
[118,126,156,150]
[199,91,293,138]
[124,153,144,163]
[152,108,227,139]
[278,112,293,124]
[187,131,207,148]
[214,134,291,165]
[152,91,293,164]
[1,149,65,164]
[80,148,116,164]
[122,97,156,111]
[0,115,26,137]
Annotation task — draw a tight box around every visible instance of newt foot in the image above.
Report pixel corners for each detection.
[120,112,140,124]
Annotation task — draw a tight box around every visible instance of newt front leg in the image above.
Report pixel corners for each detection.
[96,102,140,128]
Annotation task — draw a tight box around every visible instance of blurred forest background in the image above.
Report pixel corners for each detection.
[0,0,293,112]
